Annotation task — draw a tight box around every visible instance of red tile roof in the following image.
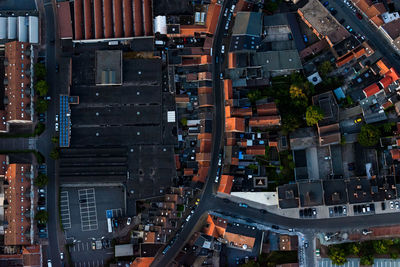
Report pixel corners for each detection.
[94,0,103,39]
[257,103,278,116]
[74,0,83,40]
[224,79,233,100]
[5,41,32,123]
[363,83,380,97]
[22,245,41,267]
[204,214,227,238]
[134,0,143,36]
[225,117,245,132]
[249,116,281,127]
[103,0,113,38]
[113,0,123,38]
[218,175,234,194]
[56,2,73,39]
[84,0,92,39]
[123,0,133,37]
[232,107,252,117]
[246,145,265,155]
[130,257,154,267]
[376,59,390,76]
[143,0,153,36]
[4,164,31,245]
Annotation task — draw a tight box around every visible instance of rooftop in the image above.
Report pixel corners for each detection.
[95,50,122,85]
[232,12,262,37]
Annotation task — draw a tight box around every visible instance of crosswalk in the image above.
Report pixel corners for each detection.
[318,258,400,267]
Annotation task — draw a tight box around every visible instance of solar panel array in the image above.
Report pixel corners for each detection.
[59,95,71,147]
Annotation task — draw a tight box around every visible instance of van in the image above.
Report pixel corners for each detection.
[155,40,165,46]
[108,41,118,46]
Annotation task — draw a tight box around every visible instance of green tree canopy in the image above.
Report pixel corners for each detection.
[35,210,48,224]
[34,122,45,136]
[318,61,333,77]
[360,255,374,266]
[358,124,381,147]
[328,246,347,265]
[305,105,325,126]
[35,99,48,113]
[247,90,263,103]
[35,80,49,97]
[50,148,60,160]
[34,173,48,187]
[34,63,46,80]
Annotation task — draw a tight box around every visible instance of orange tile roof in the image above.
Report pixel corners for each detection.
[379,76,394,89]
[198,133,212,140]
[225,105,232,118]
[143,232,156,243]
[130,257,154,267]
[363,83,380,97]
[224,79,233,100]
[353,47,366,58]
[370,15,384,26]
[204,214,227,238]
[249,116,281,127]
[5,41,32,123]
[231,157,239,165]
[246,145,265,155]
[225,117,245,132]
[228,52,236,68]
[336,53,355,67]
[175,154,181,170]
[232,107,252,117]
[382,101,393,109]
[201,55,212,64]
[175,95,190,103]
[376,59,390,76]
[224,231,256,249]
[386,68,400,82]
[22,245,41,267]
[4,164,31,245]
[200,139,212,153]
[269,140,279,148]
[193,166,209,183]
[218,175,234,194]
[196,153,211,161]
[391,149,400,160]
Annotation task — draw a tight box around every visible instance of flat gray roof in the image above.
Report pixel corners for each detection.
[95,50,122,85]
[232,12,262,37]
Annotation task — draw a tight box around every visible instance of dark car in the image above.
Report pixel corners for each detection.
[323,1,329,6]
[303,34,308,43]
[39,113,45,118]
[272,225,279,230]
[348,162,355,171]
[339,18,345,24]
[79,199,87,203]
[259,209,267,214]
[39,118,45,123]
[381,202,386,210]
[299,209,304,217]
[356,12,363,20]
[55,64,59,73]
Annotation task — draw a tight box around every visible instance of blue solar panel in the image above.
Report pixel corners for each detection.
[59,95,71,147]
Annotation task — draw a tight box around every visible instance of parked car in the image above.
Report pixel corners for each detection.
[127,217,131,225]
[381,202,386,210]
[60,253,64,260]
[39,113,45,118]
[356,12,363,19]
[272,225,279,230]
[303,34,308,43]
[339,18,345,24]
[92,242,96,250]
[239,203,248,208]
[221,45,225,54]
[348,162,355,171]
[390,201,394,209]
[39,118,45,123]
[79,199,86,203]
[323,1,329,6]
[38,188,45,193]
[55,114,59,122]
[55,64,59,73]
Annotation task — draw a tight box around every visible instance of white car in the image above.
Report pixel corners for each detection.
[127,217,131,225]
[186,215,192,222]
[224,8,228,16]
[221,45,225,54]
[55,114,59,122]
[390,201,394,209]
[60,253,64,260]
[215,175,219,183]
[55,123,59,131]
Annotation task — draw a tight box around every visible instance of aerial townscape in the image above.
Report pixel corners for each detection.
[3,0,400,267]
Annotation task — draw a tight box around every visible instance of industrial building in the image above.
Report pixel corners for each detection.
[0,14,39,44]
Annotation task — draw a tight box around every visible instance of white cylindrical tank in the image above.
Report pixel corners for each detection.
[18,16,28,42]
[28,16,39,43]
[7,16,17,39]
[153,15,167,34]
[0,17,7,39]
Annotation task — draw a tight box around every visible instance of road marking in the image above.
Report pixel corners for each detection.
[78,188,98,231]
[60,191,71,229]
[86,242,89,250]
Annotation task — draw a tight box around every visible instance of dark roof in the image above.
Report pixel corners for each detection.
[278,184,300,209]
[346,178,372,204]
[298,181,324,207]
[323,179,348,205]
[232,12,262,37]
[140,243,164,257]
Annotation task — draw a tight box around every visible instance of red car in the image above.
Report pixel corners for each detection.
[356,12,363,20]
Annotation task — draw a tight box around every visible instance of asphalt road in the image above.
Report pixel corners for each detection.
[329,0,400,70]
[39,0,63,266]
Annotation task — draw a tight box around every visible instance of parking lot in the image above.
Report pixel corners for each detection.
[61,186,125,265]
[78,188,98,231]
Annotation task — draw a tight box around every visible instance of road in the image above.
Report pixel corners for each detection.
[330,0,400,70]
[38,0,63,266]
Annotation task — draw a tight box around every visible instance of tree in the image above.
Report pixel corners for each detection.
[305,105,324,126]
[51,135,59,144]
[35,210,48,224]
[360,255,374,266]
[180,117,188,126]
[318,61,333,77]
[35,80,49,97]
[50,148,60,160]
[358,124,381,147]
[34,173,48,187]
[328,246,347,265]
[35,99,48,113]
[373,239,393,254]
[34,63,46,80]
[34,122,45,136]
[281,114,302,134]
[247,90,262,103]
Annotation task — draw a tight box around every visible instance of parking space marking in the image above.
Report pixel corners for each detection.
[60,191,71,229]
[78,188,98,231]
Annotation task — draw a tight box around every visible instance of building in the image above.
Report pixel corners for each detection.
[61,0,153,41]
[230,12,262,51]
[298,0,350,46]
[4,164,33,246]
[0,14,39,44]
[3,41,33,126]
